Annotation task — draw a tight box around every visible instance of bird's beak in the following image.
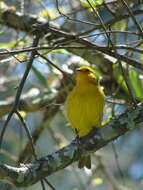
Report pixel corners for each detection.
[76,68,82,72]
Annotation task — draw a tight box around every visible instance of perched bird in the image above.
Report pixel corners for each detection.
[66,65,105,169]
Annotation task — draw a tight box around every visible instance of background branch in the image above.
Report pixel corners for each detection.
[0,102,143,187]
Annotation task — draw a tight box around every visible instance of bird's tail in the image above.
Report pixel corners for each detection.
[78,155,91,169]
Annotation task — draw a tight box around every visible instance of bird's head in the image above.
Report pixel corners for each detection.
[75,66,99,85]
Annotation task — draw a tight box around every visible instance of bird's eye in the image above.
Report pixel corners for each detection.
[82,69,89,72]
[76,68,90,72]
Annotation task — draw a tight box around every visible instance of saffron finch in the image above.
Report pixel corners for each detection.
[66,65,105,169]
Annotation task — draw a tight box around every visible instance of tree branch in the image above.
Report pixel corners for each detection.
[0,102,143,187]
[1,5,143,72]
[1,4,143,34]
[0,89,64,117]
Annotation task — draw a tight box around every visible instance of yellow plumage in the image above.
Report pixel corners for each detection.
[66,66,105,169]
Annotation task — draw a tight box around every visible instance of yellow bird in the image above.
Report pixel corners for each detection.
[66,65,105,169]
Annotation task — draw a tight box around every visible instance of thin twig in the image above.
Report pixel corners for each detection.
[82,30,141,38]
[86,0,137,107]
[37,52,65,75]
[43,177,56,190]
[0,33,41,150]
[97,155,132,190]
[15,111,37,160]
[1,44,143,56]
[40,180,46,190]
[55,0,98,26]
[120,0,143,35]
[111,143,125,184]
[15,111,56,190]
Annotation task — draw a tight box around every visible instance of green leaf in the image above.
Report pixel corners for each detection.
[0,41,17,48]
[113,64,128,92]
[81,0,104,8]
[52,49,70,55]
[32,66,49,89]
[38,9,57,19]
[113,64,143,100]
[129,69,143,100]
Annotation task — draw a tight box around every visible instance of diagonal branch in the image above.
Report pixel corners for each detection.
[1,5,143,72]
[1,4,143,34]
[0,102,143,187]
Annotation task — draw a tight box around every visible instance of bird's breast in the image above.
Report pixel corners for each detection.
[66,84,105,136]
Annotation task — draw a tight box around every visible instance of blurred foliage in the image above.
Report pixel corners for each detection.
[0,0,143,190]
[81,0,104,8]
